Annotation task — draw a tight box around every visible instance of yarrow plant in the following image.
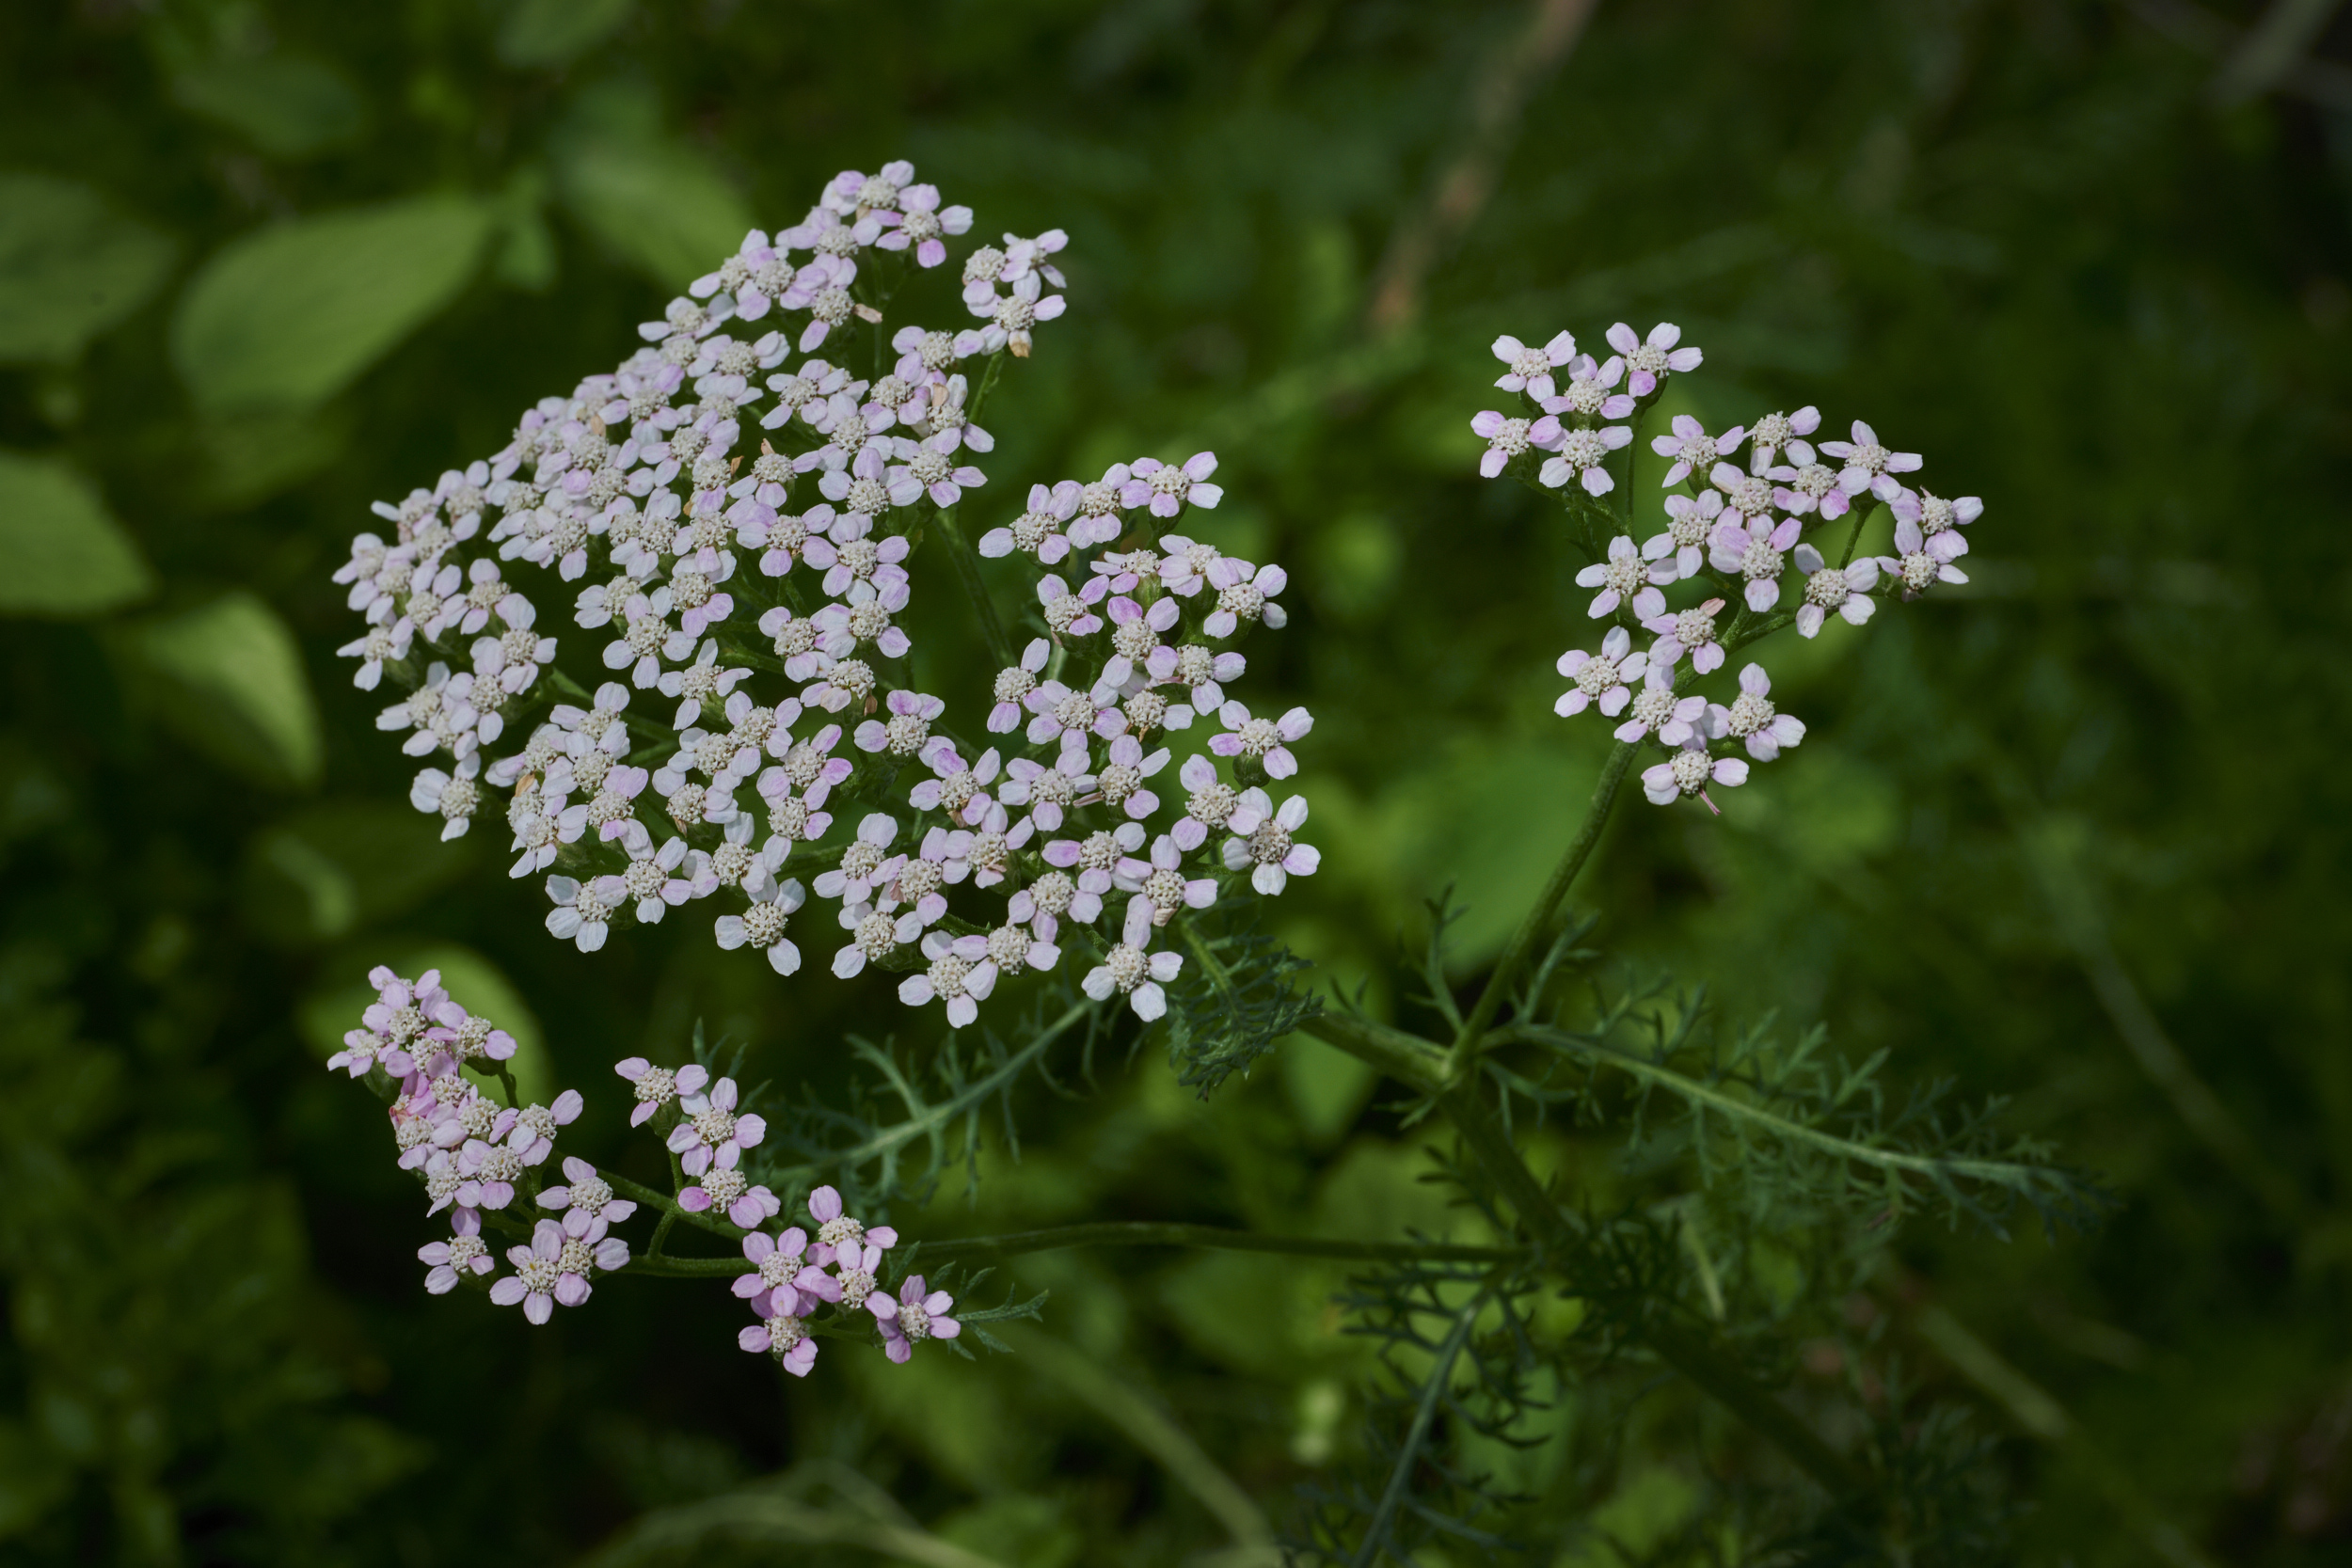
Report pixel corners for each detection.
[324,159,2089,1560]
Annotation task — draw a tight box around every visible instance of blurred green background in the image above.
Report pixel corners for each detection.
[4,0,2348,1561]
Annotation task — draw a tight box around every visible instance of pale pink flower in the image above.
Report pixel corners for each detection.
[680,1162,782,1228]
[1709,515,1802,612]
[1037,573,1106,641]
[1203,557,1288,636]
[854,688,944,757]
[714,878,807,975]
[539,1155,640,1226]
[419,1211,495,1294]
[1885,486,1982,552]
[660,639,752,728]
[503,1090,583,1164]
[1491,330,1576,398]
[1644,596,1728,675]
[1818,420,1922,496]
[989,639,1050,732]
[1645,490,1723,578]
[1221,790,1318,896]
[1121,452,1223,517]
[1790,544,1882,637]
[1642,741,1750,811]
[879,183,972,267]
[1650,415,1746,488]
[1024,679,1111,749]
[733,1227,824,1314]
[1708,663,1806,761]
[877,1275,962,1363]
[1539,355,1637,422]
[897,929,998,1029]
[1001,744,1094,833]
[740,1293,820,1376]
[1100,594,1182,689]
[978,483,1080,563]
[1604,321,1702,397]
[1169,753,1263,853]
[1146,641,1247,714]
[1745,406,1820,472]
[1769,446,1851,521]
[490,1214,628,1323]
[1613,662,1707,746]
[1576,533,1675,620]
[806,1184,898,1266]
[886,825,968,940]
[1555,626,1649,719]
[1210,701,1311,780]
[909,743,1000,824]
[613,1058,707,1127]
[1065,462,1133,549]
[1538,422,1632,496]
[545,871,623,952]
[1046,822,1146,902]
[1082,902,1184,1022]
[1086,734,1171,818]
[1877,515,1971,598]
[1471,409,1550,478]
[1118,832,1218,927]
[667,1074,767,1178]
[814,813,903,903]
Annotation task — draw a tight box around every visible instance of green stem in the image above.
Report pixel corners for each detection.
[911,1222,1527,1266]
[929,503,1016,669]
[1836,497,1878,571]
[1435,1083,1872,1499]
[1495,1023,2068,1190]
[1298,1010,1446,1095]
[1350,1291,1486,1568]
[600,1169,739,1240]
[1294,1012,1875,1500]
[1446,740,1637,1071]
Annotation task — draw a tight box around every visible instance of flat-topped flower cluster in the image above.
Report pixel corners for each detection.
[1474,325,1979,809]
[333,964,956,1369]
[332,161,1318,1030]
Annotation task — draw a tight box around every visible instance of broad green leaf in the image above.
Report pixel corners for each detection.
[0,172,176,364]
[129,592,322,788]
[0,450,153,617]
[170,54,367,158]
[298,944,552,1105]
[170,196,493,414]
[499,0,634,67]
[554,103,751,289]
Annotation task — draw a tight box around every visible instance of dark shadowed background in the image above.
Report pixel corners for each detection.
[3,0,2348,1562]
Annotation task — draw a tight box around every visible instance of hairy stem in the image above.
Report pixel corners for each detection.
[601,1169,739,1240]
[1448,740,1637,1069]
[928,503,1016,669]
[1496,1023,2067,1190]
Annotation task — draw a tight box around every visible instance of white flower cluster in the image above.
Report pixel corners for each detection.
[333,161,1317,1027]
[1473,324,1981,811]
[329,968,966,1369]
[330,965,623,1323]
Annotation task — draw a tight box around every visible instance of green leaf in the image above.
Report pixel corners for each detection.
[553,89,751,289]
[170,196,494,414]
[0,450,153,617]
[498,0,634,68]
[127,592,322,788]
[0,172,177,364]
[169,55,367,159]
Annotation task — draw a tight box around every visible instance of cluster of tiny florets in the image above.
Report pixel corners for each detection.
[335,161,1318,1031]
[329,963,958,1370]
[1474,323,1980,812]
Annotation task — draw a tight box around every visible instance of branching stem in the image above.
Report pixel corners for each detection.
[1447,740,1636,1069]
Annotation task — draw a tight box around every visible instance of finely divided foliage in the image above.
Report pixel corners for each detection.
[322,160,2089,1557]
